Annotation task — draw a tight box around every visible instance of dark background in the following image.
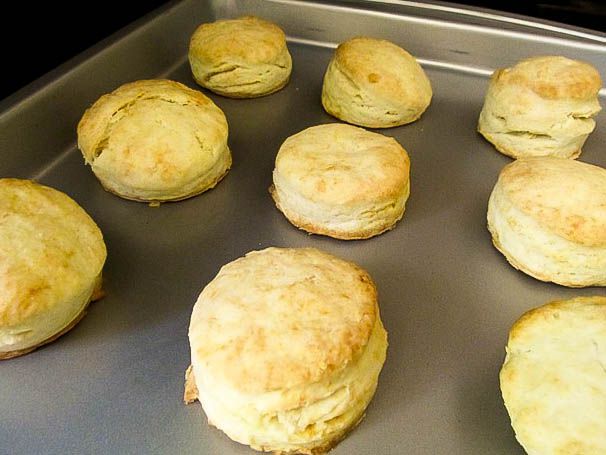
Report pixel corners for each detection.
[1,1,605,101]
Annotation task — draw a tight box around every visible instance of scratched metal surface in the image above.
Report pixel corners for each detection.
[1,1,605,453]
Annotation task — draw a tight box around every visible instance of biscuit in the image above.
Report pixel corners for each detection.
[321,37,432,128]
[478,56,602,159]
[185,247,388,454]
[189,16,292,98]
[0,179,106,359]
[487,157,606,287]
[500,296,606,454]
[77,79,231,202]
[270,123,410,240]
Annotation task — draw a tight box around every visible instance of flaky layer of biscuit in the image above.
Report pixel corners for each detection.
[190,315,386,454]
[478,85,599,159]
[487,158,606,287]
[189,16,292,98]
[500,297,606,455]
[488,188,606,286]
[270,182,408,240]
[322,37,432,128]
[478,56,601,159]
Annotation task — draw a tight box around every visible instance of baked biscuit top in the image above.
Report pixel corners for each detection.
[492,56,602,100]
[189,247,378,393]
[332,37,432,110]
[78,79,227,164]
[275,123,410,206]
[189,16,287,65]
[497,157,606,247]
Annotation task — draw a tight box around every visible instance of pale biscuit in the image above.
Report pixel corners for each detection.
[189,16,292,98]
[270,123,410,240]
[0,179,106,359]
[478,56,602,159]
[500,296,606,455]
[185,247,388,454]
[487,157,606,287]
[321,37,432,128]
[77,79,231,202]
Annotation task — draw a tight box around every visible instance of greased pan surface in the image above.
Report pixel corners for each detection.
[1,1,605,453]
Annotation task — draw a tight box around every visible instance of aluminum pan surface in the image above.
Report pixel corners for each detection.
[1,1,605,453]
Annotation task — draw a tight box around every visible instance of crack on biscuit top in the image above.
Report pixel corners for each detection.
[90,94,205,163]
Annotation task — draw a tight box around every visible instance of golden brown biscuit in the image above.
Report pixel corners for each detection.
[271,123,410,240]
[0,179,106,359]
[189,16,292,98]
[322,37,432,128]
[487,157,606,287]
[185,247,388,453]
[500,296,606,454]
[478,56,602,159]
[77,79,231,202]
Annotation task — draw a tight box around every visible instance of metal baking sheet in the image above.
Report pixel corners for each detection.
[2,1,605,453]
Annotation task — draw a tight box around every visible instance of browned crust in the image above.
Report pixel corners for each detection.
[331,37,430,111]
[497,158,606,247]
[507,296,606,344]
[97,159,231,203]
[0,282,105,360]
[189,16,287,67]
[183,364,199,404]
[490,58,602,100]
[269,185,402,240]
